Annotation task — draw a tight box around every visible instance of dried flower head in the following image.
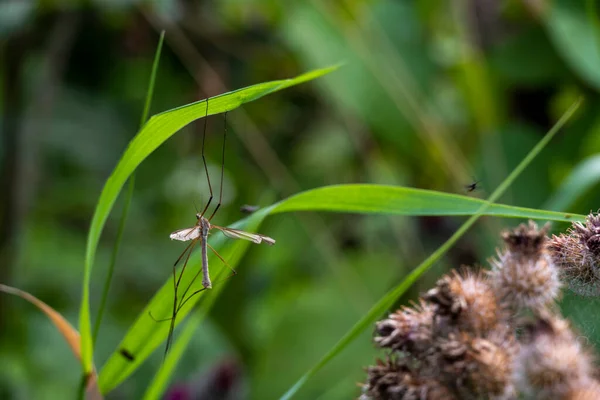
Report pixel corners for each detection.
[424,270,501,335]
[548,212,600,296]
[515,315,595,399]
[566,379,600,400]
[374,299,434,356]
[490,221,561,313]
[359,357,454,400]
[438,332,515,399]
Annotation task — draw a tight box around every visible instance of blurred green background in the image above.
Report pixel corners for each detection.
[2,0,600,399]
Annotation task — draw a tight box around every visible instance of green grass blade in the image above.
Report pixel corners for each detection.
[92,31,165,347]
[271,184,584,222]
[141,305,204,400]
[96,97,582,393]
[544,154,600,211]
[78,64,340,373]
[278,98,582,400]
[98,185,586,392]
[97,184,585,393]
[98,209,269,392]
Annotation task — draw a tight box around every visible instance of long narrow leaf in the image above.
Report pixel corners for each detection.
[271,184,583,222]
[0,284,103,400]
[78,65,340,373]
[99,186,584,391]
[279,98,582,399]
[92,31,165,348]
[99,209,269,392]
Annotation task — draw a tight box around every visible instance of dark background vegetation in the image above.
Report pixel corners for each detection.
[2,1,600,399]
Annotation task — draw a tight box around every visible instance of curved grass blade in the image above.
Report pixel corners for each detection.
[97,102,582,395]
[279,98,582,399]
[78,65,340,373]
[99,189,584,393]
[544,154,600,211]
[271,184,584,222]
[0,284,103,400]
[142,304,204,400]
[92,31,165,348]
[96,183,585,393]
[98,209,269,392]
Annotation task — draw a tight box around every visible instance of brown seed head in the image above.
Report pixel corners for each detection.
[501,221,549,258]
[360,357,455,400]
[566,379,600,400]
[438,332,515,399]
[490,221,561,313]
[375,299,434,355]
[424,270,501,335]
[548,212,600,296]
[515,315,594,399]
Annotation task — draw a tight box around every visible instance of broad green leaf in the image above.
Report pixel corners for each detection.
[545,154,600,211]
[78,65,340,373]
[279,99,582,399]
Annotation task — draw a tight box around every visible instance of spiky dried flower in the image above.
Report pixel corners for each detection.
[374,299,434,356]
[359,357,455,400]
[514,314,595,399]
[548,212,600,296]
[490,221,561,313]
[423,270,501,335]
[438,332,515,399]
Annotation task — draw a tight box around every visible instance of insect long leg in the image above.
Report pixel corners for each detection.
[207,242,237,276]
[208,112,227,222]
[174,245,236,313]
[200,98,214,218]
[162,237,198,358]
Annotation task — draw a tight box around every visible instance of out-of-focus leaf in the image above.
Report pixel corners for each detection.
[278,99,581,399]
[545,154,600,211]
[0,284,102,400]
[544,0,600,90]
[79,65,340,375]
[0,2,34,37]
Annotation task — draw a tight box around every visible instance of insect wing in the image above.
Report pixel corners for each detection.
[170,227,201,241]
[213,226,276,245]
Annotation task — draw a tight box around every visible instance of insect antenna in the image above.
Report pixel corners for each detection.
[208,111,227,222]
[199,98,214,218]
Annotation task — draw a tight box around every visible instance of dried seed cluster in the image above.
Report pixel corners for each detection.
[360,220,600,400]
[548,212,600,296]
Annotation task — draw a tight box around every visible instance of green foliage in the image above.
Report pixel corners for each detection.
[6,2,600,399]
[79,65,339,374]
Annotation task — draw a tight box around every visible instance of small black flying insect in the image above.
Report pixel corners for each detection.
[465,180,480,193]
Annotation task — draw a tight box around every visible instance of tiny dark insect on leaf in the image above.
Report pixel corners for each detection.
[119,348,135,361]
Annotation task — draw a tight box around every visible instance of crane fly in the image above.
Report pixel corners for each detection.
[151,100,275,361]
[169,213,275,289]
